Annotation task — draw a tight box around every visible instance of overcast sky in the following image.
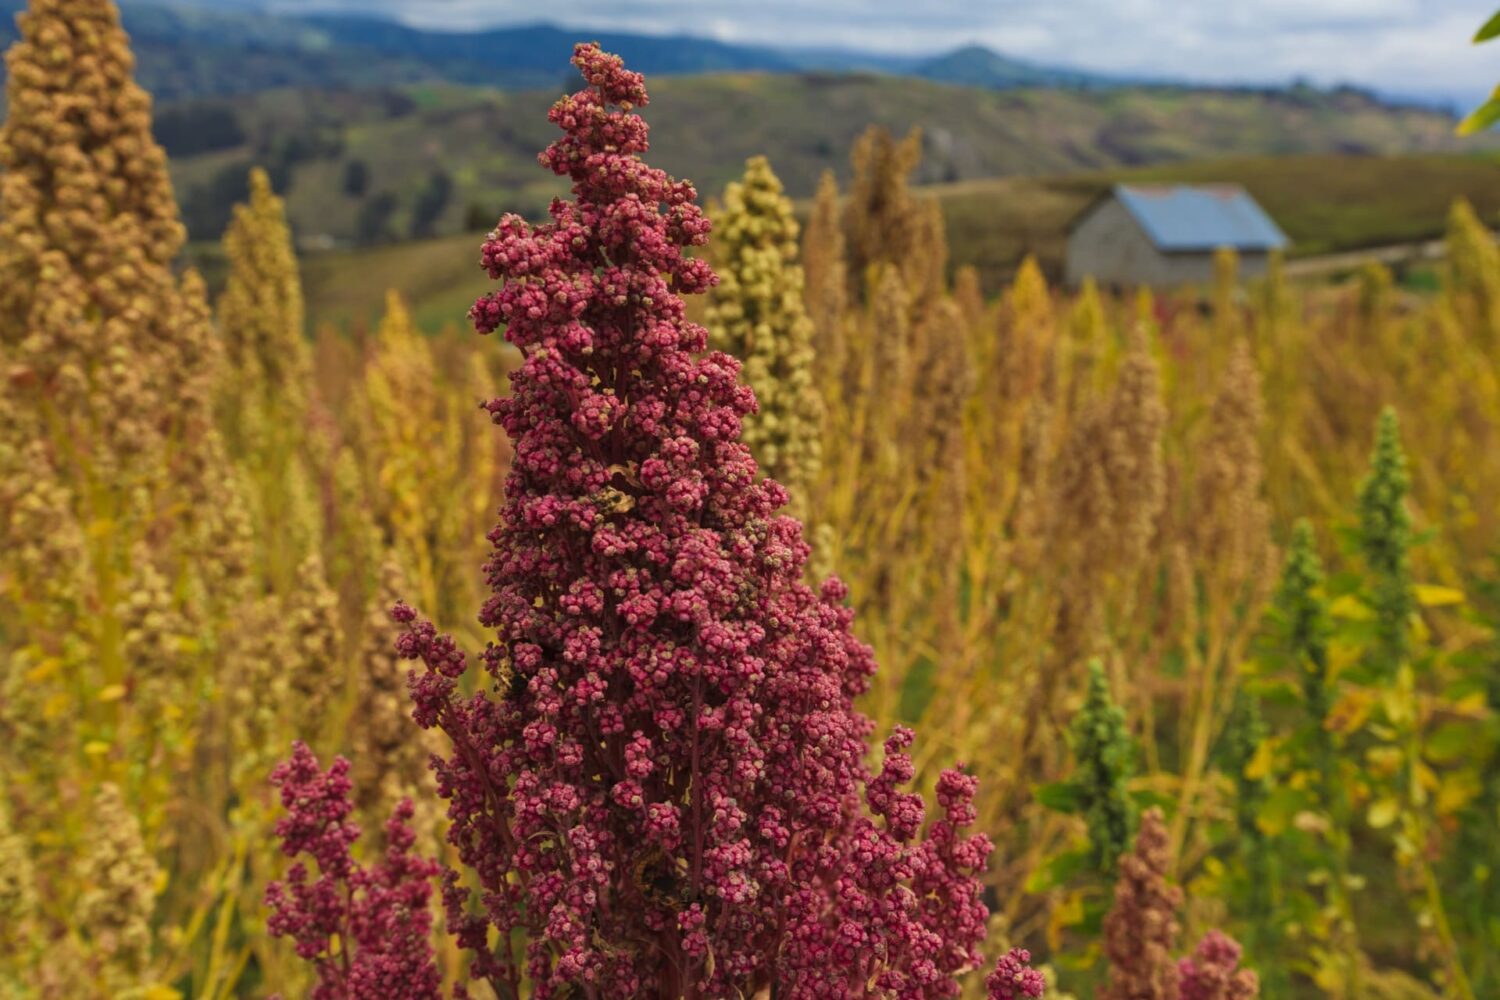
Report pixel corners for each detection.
[273,0,1497,105]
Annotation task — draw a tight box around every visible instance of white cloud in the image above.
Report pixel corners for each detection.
[271,0,1500,102]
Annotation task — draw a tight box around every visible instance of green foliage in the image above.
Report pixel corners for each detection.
[1460,91,1500,137]
[1460,11,1500,135]
[1274,520,1335,722]
[1069,661,1137,876]
[1447,587,1500,994]
[342,159,369,198]
[1227,417,1496,999]
[152,102,247,157]
[356,190,400,245]
[409,170,454,240]
[1357,408,1415,677]
[1220,687,1286,994]
[1477,10,1500,42]
[1238,519,1363,996]
[1335,411,1483,1000]
[1223,690,1268,843]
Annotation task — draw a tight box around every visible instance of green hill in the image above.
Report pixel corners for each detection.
[937,153,1500,289]
[190,152,1500,331]
[163,73,1492,250]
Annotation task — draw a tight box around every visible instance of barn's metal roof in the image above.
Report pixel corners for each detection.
[1108,184,1289,252]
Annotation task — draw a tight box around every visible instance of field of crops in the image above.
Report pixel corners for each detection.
[4,2,1500,999]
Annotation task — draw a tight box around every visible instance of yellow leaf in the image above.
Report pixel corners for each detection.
[1313,959,1347,991]
[1414,584,1464,608]
[1329,594,1374,620]
[1365,746,1402,777]
[24,657,62,683]
[1046,890,1085,952]
[1245,738,1277,781]
[43,692,70,720]
[1438,772,1482,817]
[1367,797,1400,829]
[1327,637,1361,680]
[98,684,127,702]
[1380,687,1412,727]
[1325,688,1373,735]
[1455,690,1489,714]
[83,740,112,756]
[1459,89,1500,136]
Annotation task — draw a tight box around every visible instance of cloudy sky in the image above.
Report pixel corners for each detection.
[270,0,1496,105]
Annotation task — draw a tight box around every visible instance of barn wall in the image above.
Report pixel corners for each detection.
[1065,199,1158,288]
[1143,251,1272,288]
[1065,197,1273,289]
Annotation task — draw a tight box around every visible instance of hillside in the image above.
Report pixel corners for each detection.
[936,153,1500,288]
[186,152,1500,331]
[160,74,1491,249]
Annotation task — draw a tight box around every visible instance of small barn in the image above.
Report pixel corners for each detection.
[1065,184,1289,289]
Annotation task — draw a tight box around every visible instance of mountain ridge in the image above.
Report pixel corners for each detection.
[914,44,1129,90]
[0,0,1407,104]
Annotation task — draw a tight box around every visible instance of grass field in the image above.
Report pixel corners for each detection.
[297,231,496,334]
[185,228,493,333]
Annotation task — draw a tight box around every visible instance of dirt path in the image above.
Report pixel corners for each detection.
[1284,235,1462,278]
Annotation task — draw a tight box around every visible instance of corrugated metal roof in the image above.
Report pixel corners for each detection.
[1113,184,1289,252]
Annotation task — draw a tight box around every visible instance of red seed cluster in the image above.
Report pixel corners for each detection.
[1178,930,1260,1000]
[264,742,442,999]
[386,42,1043,998]
[986,949,1048,1000]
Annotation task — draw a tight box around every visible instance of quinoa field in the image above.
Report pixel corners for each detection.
[4,2,1500,998]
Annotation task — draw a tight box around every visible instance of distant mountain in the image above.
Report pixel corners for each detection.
[0,0,1438,115]
[772,45,923,76]
[0,1,392,99]
[915,45,1129,90]
[295,16,799,83]
[128,0,269,8]
[0,1,800,98]
[0,0,1144,100]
